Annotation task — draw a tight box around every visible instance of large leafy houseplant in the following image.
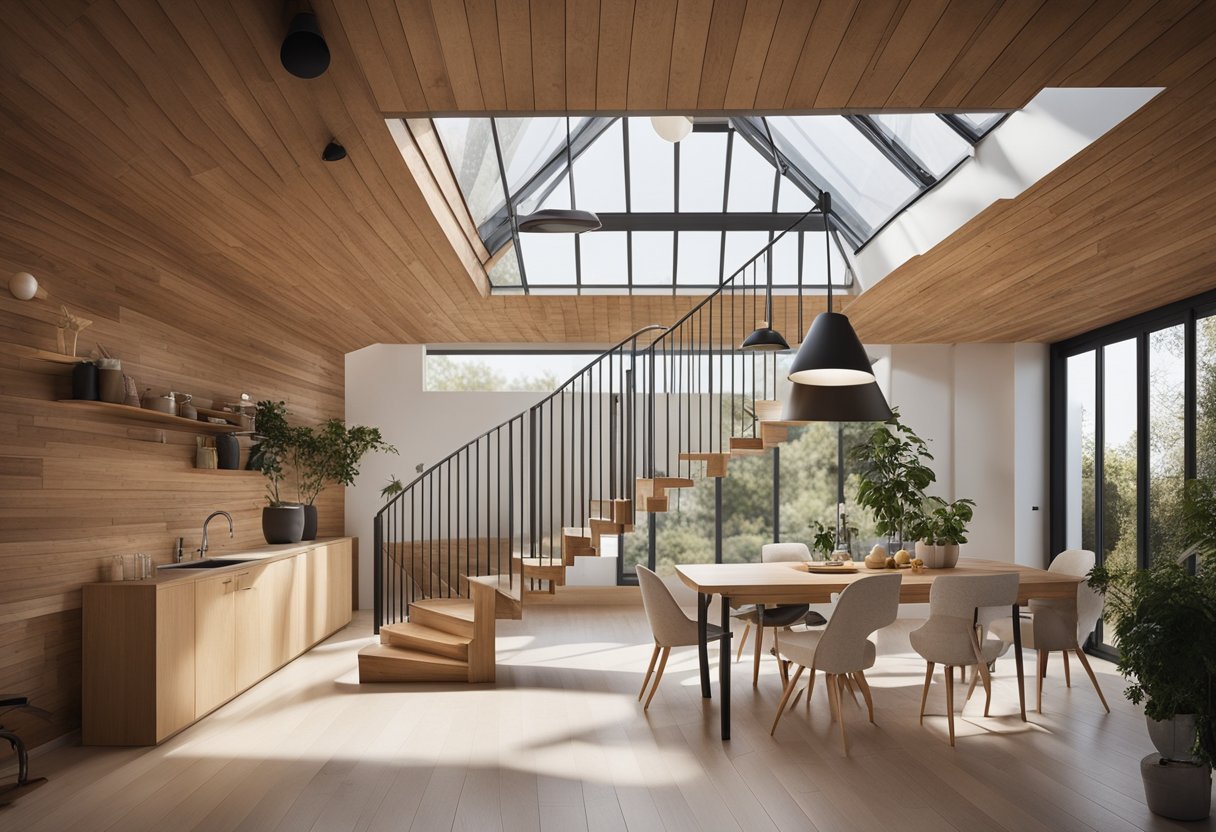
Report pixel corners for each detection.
[248,400,298,507]
[849,408,936,549]
[294,419,396,505]
[1089,478,1216,766]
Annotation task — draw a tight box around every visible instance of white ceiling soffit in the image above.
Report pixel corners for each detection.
[848,87,1164,293]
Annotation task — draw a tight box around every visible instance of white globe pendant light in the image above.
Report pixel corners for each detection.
[9,272,42,301]
[651,115,693,143]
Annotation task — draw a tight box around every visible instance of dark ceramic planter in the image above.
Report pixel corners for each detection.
[262,505,304,544]
[301,504,318,541]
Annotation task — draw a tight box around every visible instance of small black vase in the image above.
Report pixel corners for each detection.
[71,361,98,400]
[301,504,318,540]
[215,433,239,470]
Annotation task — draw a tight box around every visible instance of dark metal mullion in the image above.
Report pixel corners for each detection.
[937,113,982,144]
[1093,348,1106,644]
[672,141,680,295]
[624,117,634,293]
[845,114,936,188]
[1137,333,1149,569]
[1185,310,1197,481]
[719,130,734,284]
[490,119,529,293]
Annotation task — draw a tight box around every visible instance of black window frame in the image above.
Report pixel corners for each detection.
[1050,287,1216,661]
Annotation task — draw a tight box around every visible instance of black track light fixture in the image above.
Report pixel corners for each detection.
[281,12,330,79]
[322,141,346,162]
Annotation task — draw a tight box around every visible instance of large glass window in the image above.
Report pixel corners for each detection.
[1051,292,1216,657]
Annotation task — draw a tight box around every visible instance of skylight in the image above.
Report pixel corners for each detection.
[424,114,1004,295]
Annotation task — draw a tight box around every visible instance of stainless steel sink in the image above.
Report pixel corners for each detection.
[159,558,255,570]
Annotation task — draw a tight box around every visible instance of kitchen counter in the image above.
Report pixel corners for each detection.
[90,537,353,587]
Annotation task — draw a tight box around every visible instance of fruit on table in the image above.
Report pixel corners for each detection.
[885,556,897,569]
[894,549,911,565]
[870,544,887,560]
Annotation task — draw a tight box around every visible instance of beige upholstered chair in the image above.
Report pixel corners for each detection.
[733,542,827,686]
[989,549,1109,714]
[770,573,902,753]
[910,573,1019,746]
[636,566,722,710]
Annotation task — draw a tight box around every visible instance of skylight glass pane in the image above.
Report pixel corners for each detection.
[676,231,722,285]
[573,120,626,213]
[631,232,674,285]
[873,114,971,178]
[727,136,777,212]
[432,118,505,226]
[519,233,575,285]
[958,112,1004,135]
[723,231,769,282]
[488,248,522,286]
[520,165,571,214]
[628,120,674,212]
[776,177,813,212]
[799,230,848,285]
[678,131,726,211]
[768,116,918,233]
[496,117,586,199]
[579,231,628,286]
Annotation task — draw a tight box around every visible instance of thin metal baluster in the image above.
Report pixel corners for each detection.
[549,398,555,565]
[508,422,514,589]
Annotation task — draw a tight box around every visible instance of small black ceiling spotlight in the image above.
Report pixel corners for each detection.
[281,11,330,79]
[322,141,346,162]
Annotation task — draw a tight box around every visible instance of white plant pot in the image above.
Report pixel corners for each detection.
[1148,714,1201,764]
[914,542,960,568]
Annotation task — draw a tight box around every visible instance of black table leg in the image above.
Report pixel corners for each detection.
[720,594,731,740]
[698,591,711,698]
[1012,603,1027,721]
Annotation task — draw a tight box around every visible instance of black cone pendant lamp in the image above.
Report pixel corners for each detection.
[517,117,602,233]
[741,255,790,351]
[280,12,330,79]
[781,375,891,422]
[787,193,876,386]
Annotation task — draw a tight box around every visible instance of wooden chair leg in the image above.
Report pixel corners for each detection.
[770,665,805,735]
[735,623,750,662]
[978,660,993,718]
[1062,649,1071,688]
[965,664,980,704]
[1074,648,1111,713]
[841,673,860,706]
[638,643,660,701]
[945,665,956,747]
[919,661,935,724]
[1037,649,1047,714]
[855,671,875,724]
[834,675,849,753]
[753,626,765,687]
[644,647,670,710]
[959,665,966,684]
[806,667,817,712]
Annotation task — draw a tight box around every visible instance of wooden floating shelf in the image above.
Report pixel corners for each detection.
[57,400,243,434]
[11,345,89,364]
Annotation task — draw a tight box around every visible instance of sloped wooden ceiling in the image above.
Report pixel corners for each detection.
[1,0,1214,348]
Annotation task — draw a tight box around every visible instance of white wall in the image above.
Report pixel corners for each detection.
[880,343,1049,568]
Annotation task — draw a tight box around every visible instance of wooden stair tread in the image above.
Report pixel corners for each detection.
[380,621,472,647]
[652,477,694,488]
[729,436,765,449]
[410,598,475,622]
[469,573,522,601]
[358,643,471,683]
[678,452,728,460]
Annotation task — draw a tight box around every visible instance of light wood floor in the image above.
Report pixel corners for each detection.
[3,608,1211,832]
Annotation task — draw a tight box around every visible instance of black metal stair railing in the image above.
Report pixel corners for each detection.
[373,207,827,632]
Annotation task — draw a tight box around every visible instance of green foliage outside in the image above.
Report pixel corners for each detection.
[427,355,562,392]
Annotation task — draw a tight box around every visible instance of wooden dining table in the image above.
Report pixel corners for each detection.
[675,558,1083,740]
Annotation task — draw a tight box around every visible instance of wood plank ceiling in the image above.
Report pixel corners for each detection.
[1,1,1214,348]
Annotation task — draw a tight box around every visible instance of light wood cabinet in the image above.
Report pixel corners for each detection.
[83,537,355,746]
[195,571,237,715]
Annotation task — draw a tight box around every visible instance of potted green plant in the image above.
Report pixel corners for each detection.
[380,475,404,505]
[249,400,304,544]
[808,520,836,561]
[849,408,936,558]
[908,496,976,569]
[1088,478,1216,821]
[294,419,396,540]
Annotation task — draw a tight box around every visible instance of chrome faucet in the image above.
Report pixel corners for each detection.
[197,510,234,559]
